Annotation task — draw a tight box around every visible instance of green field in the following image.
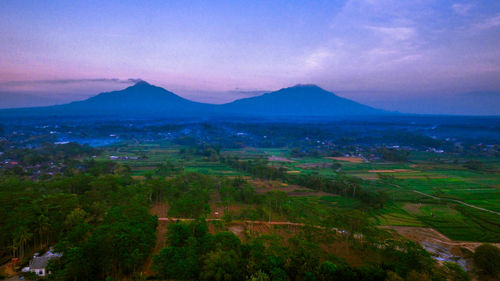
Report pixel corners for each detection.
[100,143,247,177]
[102,143,500,242]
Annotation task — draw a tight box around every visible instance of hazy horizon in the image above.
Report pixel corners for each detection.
[1,80,499,116]
[1,1,500,115]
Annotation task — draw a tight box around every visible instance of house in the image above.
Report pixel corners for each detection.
[23,250,62,277]
[28,255,50,276]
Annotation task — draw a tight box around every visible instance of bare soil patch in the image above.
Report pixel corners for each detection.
[352,174,378,180]
[208,203,249,219]
[320,241,368,267]
[324,156,364,163]
[150,202,169,217]
[368,169,413,173]
[268,155,295,162]
[297,163,332,169]
[288,190,331,197]
[251,179,288,189]
[402,203,423,215]
[0,262,16,278]
[253,182,328,197]
[395,175,449,179]
[380,226,500,252]
[228,224,246,240]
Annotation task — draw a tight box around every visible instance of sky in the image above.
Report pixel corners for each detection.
[1,0,499,115]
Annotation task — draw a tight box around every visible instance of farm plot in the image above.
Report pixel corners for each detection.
[371,202,425,227]
[417,204,500,242]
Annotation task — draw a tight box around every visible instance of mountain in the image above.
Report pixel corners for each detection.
[61,81,210,114]
[0,81,210,117]
[0,82,387,118]
[219,84,384,116]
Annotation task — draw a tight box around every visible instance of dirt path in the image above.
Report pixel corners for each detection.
[142,202,169,275]
[158,217,316,227]
[157,217,338,233]
[149,202,168,217]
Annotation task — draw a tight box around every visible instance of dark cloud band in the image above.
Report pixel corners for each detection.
[0,78,142,87]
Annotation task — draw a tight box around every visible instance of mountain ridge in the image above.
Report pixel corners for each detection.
[0,81,388,118]
[218,84,383,116]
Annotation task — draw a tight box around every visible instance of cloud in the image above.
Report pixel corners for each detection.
[0,78,142,87]
[0,78,145,102]
[474,12,500,30]
[366,26,416,41]
[452,3,474,16]
[303,48,335,70]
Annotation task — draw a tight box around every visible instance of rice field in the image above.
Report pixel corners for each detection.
[102,143,500,242]
[258,149,500,242]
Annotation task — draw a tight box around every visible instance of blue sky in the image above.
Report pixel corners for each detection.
[1,0,499,114]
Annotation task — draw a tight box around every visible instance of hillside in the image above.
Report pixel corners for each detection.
[220,84,384,116]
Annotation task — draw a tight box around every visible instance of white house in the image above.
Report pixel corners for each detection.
[23,250,62,277]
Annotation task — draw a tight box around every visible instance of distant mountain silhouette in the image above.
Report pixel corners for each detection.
[1,81,210,117]
[61,81,209,114]
[219,84,383,116]
[0,81,387,118]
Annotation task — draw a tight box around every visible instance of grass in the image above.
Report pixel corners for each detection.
[417,204,500,242]
[371,202,425,227]
[320,196,360,209]
[99,143,251,176]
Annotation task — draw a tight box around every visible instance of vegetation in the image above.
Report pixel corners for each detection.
[0,117,498,280]
[0,167,156,280]
[473,243,500,278]
[152,220,443,281]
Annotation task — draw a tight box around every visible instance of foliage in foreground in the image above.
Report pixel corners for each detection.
[473,243,500,278]
[153,220,468,281]
[0,170,157,281]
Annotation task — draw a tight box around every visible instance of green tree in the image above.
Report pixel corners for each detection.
[167,222,192,247]
[473,243,500,277]
[317,261,338,281]
[153,245,199,280]
[247,270,271,281]
[212,232,241,253]
[201,249,242,281]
